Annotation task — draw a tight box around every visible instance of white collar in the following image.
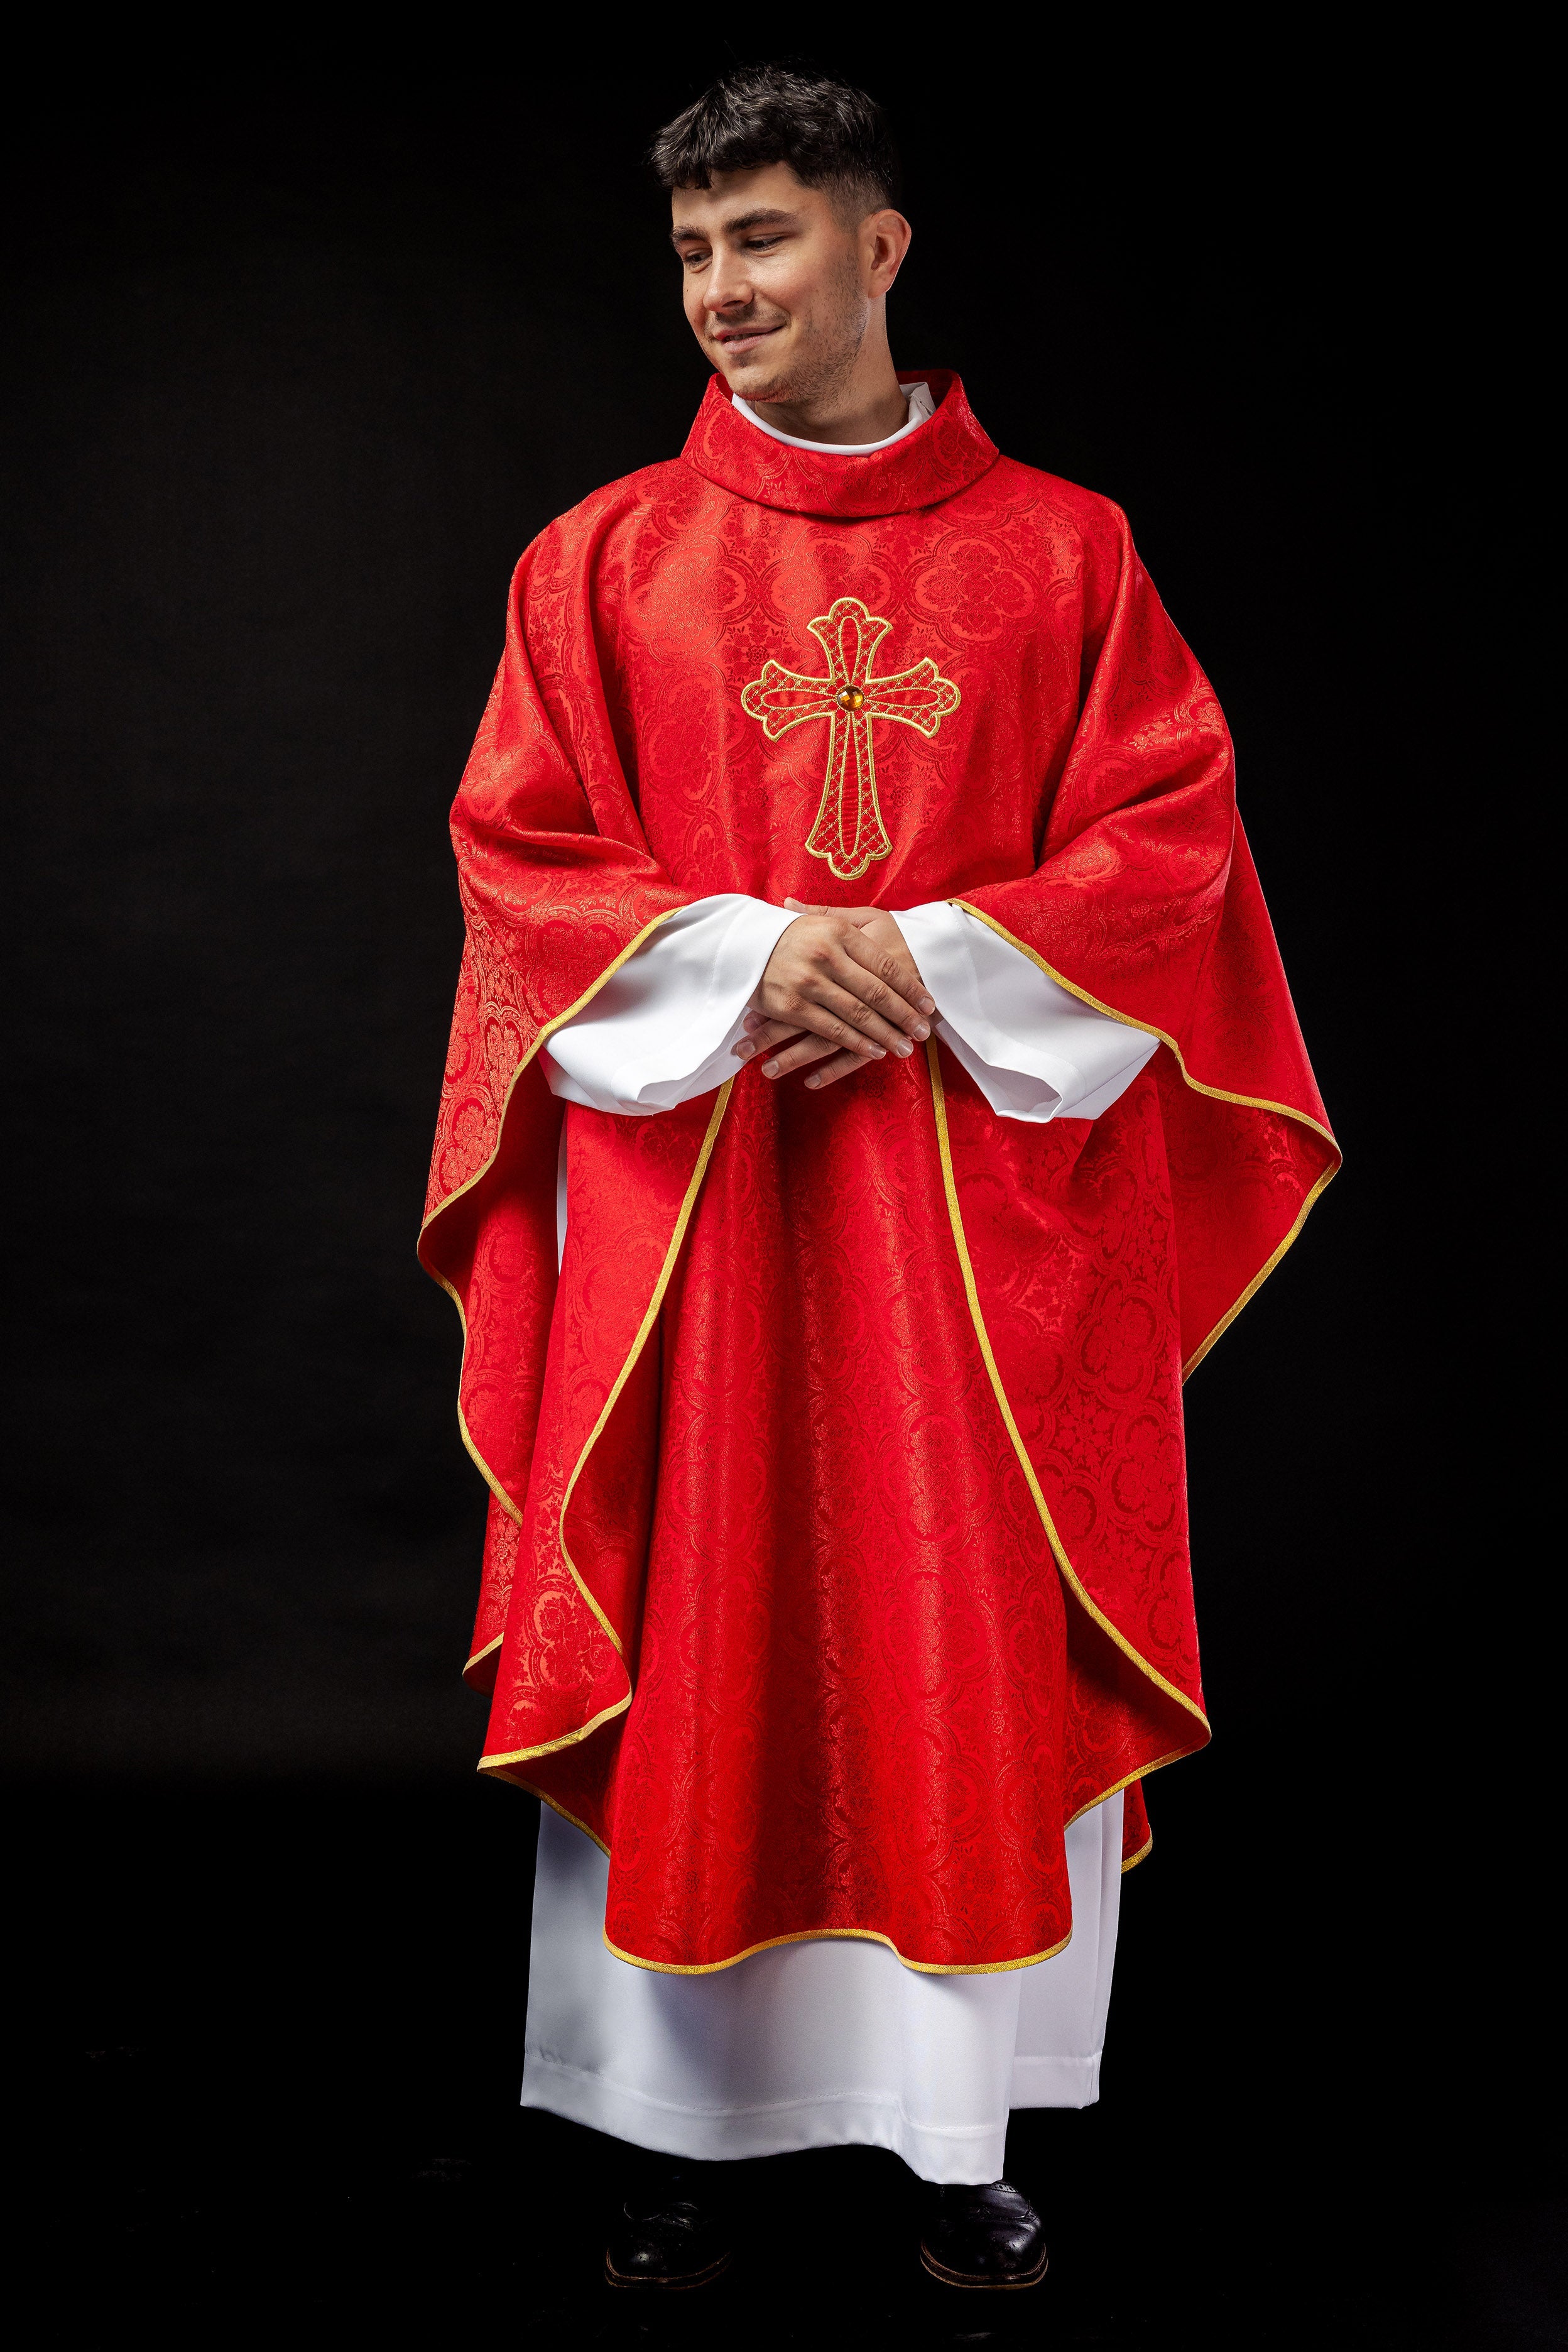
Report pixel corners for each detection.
[731,380,935,456]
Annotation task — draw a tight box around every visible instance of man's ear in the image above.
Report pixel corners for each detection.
[864,208,912,293]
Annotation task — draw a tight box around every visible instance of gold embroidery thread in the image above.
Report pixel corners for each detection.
[741,596,960,882]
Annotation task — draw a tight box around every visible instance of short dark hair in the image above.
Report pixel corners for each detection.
[650,64,901,215]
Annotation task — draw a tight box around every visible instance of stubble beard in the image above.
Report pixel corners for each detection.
[732,254,870,410]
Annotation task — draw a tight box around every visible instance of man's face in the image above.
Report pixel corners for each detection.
[670,163,897,407]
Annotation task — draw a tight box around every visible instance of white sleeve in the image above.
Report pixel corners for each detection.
[543,895,796,1117]
[893,902,1158,1124]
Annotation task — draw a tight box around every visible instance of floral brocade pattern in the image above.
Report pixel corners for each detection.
[422,374,1337,1971]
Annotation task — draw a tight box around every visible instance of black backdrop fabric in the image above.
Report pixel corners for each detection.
[1,60,1549,2351]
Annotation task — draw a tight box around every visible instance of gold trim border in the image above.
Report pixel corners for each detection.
[420,910,684,1521]
[948,900,1340,1376]
[471,1082,734,1765]
[485,1777,612,1858]
[555,1081,734,1661]
[1121,1831,1154,1875]
[424,1271,529,1525]
[927,1037,1211,1736]
[479,1695,633,1771]
[1180,1160,1338,1376]
[604,1920,1073,1979]
[1067,1751,1186,1829]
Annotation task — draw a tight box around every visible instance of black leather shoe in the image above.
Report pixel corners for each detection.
[604,2163,732,2289]
[920,2180,1048,2289]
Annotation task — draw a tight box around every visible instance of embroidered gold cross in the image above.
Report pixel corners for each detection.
[740,597,961,883]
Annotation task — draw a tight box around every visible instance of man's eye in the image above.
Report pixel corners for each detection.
[746,238,781,251]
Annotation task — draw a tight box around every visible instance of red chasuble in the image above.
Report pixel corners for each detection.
[420,373,1337,1974]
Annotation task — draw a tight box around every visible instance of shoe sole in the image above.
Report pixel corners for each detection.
[604,2251,732,2290]
[919,2243,1049,2290]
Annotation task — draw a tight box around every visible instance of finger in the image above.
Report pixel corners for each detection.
[744,1003,839,1044]
[759,1033,839,1078]
[803,974,917,1056]
[805,936,923,1030]
[734,1015,802,1059]
[823,944,933,1038]
[756,983,893,1059]
[803,1046,875,1090]
[741,1009,800,1040]
[839,927,937,1024]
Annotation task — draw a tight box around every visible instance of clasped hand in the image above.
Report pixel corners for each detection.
[732,899,935,1091]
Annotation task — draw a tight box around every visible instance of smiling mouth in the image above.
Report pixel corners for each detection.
[713,324,783,354]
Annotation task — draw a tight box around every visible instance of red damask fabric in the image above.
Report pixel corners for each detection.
[420,372,1337,1972]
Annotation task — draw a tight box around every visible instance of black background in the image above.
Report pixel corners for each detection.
[2,48,1549,2351]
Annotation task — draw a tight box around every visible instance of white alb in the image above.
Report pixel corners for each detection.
[523,1796,1123,2185]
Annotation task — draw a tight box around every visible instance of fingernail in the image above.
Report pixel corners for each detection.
[912,1024,930,1040]
[895,1040,913,1058]
[734,1041,755,1059]
[763,1061,780,1078]
[869,1045,886,1058]
[805,1075,820,1088]
[918,997,935,1015]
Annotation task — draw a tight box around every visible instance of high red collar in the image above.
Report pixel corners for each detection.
[680,368,999,518]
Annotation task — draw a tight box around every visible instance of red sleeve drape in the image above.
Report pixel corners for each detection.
[957,501,1337,1372]
[418,526,699,1665]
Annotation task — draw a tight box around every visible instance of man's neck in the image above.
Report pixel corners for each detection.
[746,353,908,447]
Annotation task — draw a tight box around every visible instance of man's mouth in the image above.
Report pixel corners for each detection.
[712,323,783,358]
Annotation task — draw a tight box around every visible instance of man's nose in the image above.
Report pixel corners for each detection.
[703,251,753,313]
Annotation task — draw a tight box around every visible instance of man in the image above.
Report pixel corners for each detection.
[420,66,1336,2292]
